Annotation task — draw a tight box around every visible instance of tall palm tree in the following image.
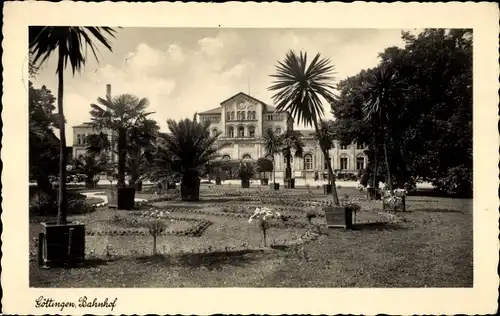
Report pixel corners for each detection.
[262,128,282,186]
[362,65,402,193]
[281,129,304,188]
[29,26,118,224]
[89,94,154,189]
[314,119,336,185]
[269,50,340,205]
[126,118,160,190]
[154,118,228,201]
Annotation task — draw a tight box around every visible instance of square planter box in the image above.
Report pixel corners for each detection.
[241,180,250,188]
[40,221,85,267]
[323,184,332,194]
[270,182,280,191]
[107,187,136,210]
[285,178,295,189]
[260,178,269,186]
[324,206,352,229]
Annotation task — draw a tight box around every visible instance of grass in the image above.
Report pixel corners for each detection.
[29,186,472,288]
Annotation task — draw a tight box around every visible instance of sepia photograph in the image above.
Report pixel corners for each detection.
[2,2,499,315]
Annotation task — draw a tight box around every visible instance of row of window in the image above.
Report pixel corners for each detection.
[221,126,283,138]
[222,154,365,170]
[340,143,365,150]
[266,114,285,121]
[201,115,221,123]
[226,111,257,121]
[76,134,89,145]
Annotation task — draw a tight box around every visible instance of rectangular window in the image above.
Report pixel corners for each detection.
[340,144,348,150]
[357,143,364,149]
[340,157,348,170]
[356,157,365,170]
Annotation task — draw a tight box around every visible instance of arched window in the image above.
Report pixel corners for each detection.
[303,154,313,170]
[237,126,245,137]
[242,154,252,161]
[356,155,365,170]
[241,111,246,120]
[226,112,231,121]
[237,111,241,120]
[340,155,348,170]
[275,127,282,134]
[227,126,234,138]
[222,155,231,161]
[248,125,255,138]
[212,128,218,137]
[230,111,235,120]
[77,134,82,145]
[252,111,257,120]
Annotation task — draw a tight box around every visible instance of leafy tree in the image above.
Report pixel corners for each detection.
[29,26,117,224]
[256,157,274,179]
[269,50,340,205]
[89,94,154,189]
[153,118,228,201]
[331,29,472,196]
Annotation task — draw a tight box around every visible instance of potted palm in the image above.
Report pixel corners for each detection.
[70,152,108,189]
[151,118,228,201]
[262,129,281,191]
[256,157,273,186]
[29,26,117,267]
[237,161,256,188]
[90,93,154,209]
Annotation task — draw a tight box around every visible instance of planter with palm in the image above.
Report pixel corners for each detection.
[281,130,304,189]
[237,161,257,188]
[89,93,154,209]
[269,50,340,205]
[262,128,281,190]
[152,118,228,201]
[314,119,336,194]
[29,26,117,267]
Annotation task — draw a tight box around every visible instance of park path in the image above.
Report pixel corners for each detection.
[81,191,148,207]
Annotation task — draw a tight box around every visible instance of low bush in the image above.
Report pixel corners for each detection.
[29,193,96,216]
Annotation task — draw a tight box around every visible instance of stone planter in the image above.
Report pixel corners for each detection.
[323,184,332,194]
[324,206,352,229]
[107,187,136,210]
[241,180,250,188]
[40,221,85,267]
[135,181,143,192]
[260,178,269,185]
[270,182,280,191]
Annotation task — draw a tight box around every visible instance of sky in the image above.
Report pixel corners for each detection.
[31,27,418,144]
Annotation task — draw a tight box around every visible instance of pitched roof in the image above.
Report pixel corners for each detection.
[198,107,222,115]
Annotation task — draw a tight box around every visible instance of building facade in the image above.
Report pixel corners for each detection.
[198,92,368,179]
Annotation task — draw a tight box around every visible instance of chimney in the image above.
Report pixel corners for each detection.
[106,84,111,99]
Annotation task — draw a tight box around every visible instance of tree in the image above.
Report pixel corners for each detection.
[330,29,472,196]
[89,94,154,189]
[153,118,228,201]
[362,65,404,193]
[256,157,274,180]
[313,119,336,185]
[125,118,160,190]
[29,82,60,197]
[70,152,108,188]
[269,50,340,205]
[281,129,304,188]
[29,26,118,224]
[262,128,281,185]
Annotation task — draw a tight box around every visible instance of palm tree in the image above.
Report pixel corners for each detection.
[153,118,228,201]
[281,129,304,188]
[362,65,402,193]
[314,119,336,185]
[89,94,154,189]
[70,152,108,188]
[29,26,118,224]
[126,118,160,190]
[262,128,282,187]
[269,50,340,205]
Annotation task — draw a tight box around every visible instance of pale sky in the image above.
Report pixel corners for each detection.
[32,27,418,144]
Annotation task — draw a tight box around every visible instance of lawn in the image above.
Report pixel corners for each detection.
[29,185,473,288]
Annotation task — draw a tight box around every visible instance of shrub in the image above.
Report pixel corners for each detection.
[29,193,96,216]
